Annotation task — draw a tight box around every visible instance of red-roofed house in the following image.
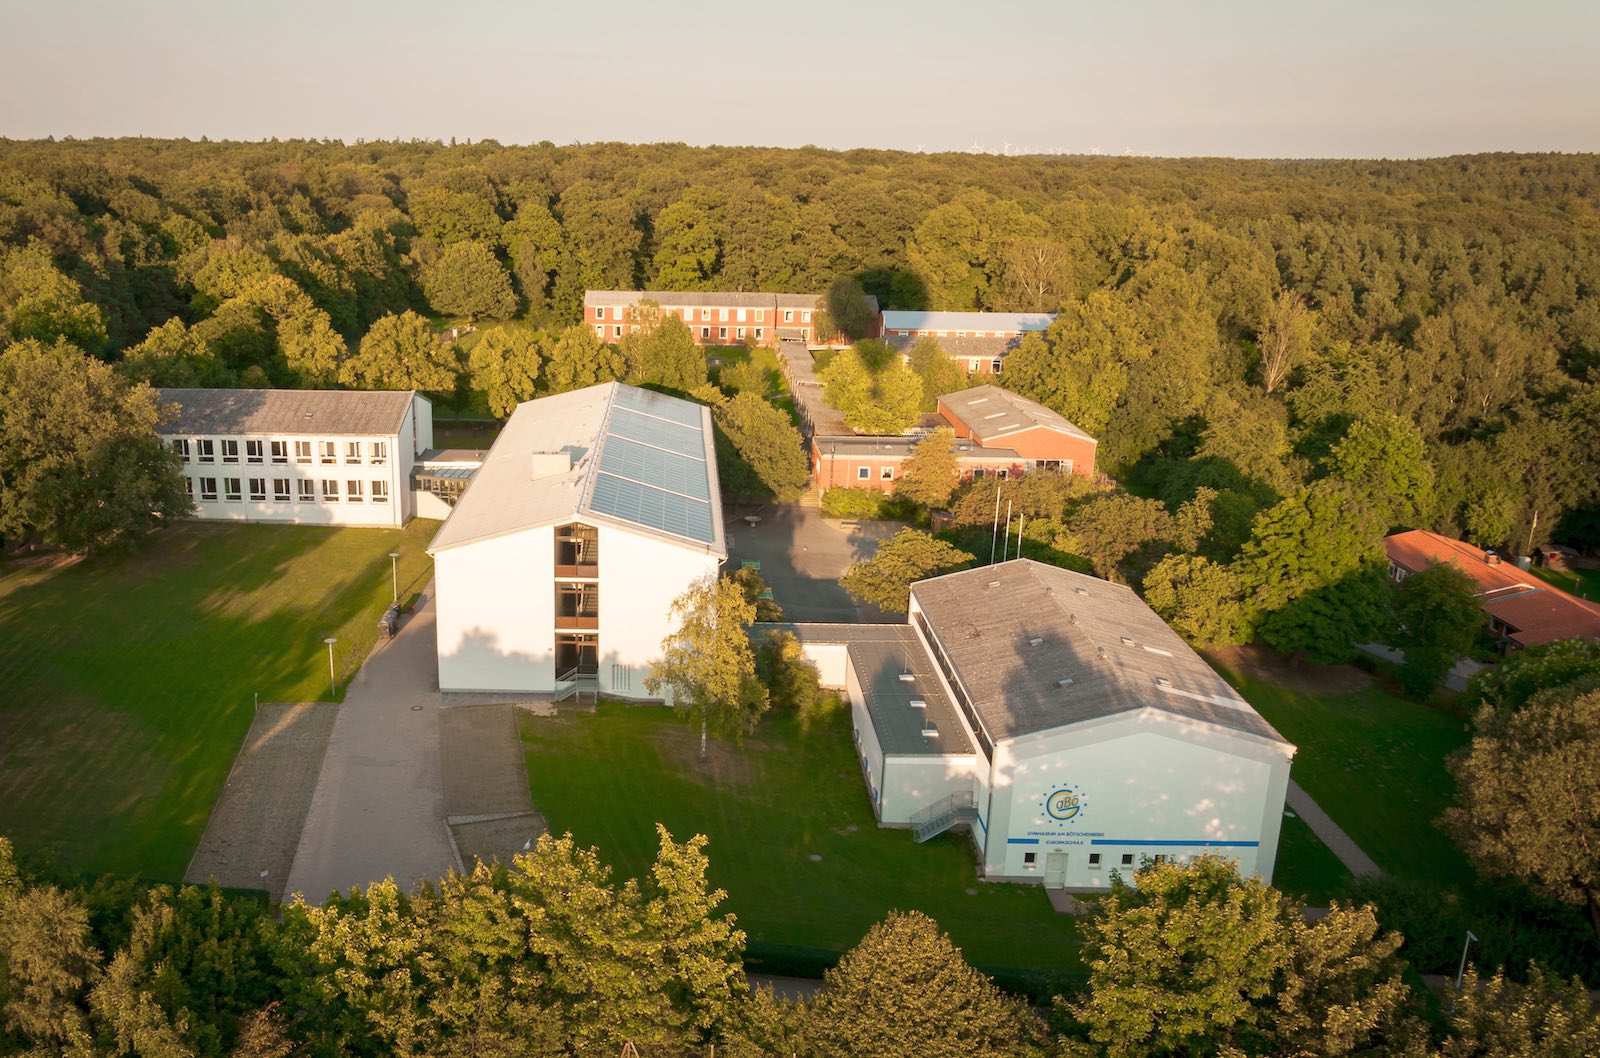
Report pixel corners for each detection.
[1384,529,1600,650]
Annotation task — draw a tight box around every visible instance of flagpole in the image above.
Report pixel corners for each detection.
[989,482,1002,564]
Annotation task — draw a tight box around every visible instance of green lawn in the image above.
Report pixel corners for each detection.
[1214,665,1475,888]
[1529,563,1600,602]
[0,521,438,880]
[1271,813,1353,905]
[521,703,1082,983]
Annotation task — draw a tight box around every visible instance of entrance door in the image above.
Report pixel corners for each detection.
[1044,852,1068,889]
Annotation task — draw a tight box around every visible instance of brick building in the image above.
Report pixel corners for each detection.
[584,290,880,348]
[883,310,1056,374]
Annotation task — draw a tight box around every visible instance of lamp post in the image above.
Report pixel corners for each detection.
[1455,930,1479,990]
[387,551,400,603]
[324,637,338,700]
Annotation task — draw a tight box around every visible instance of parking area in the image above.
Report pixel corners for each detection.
[723,504,899,623]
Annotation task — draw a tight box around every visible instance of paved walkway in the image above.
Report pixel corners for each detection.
[285,586,456,902]
[1286,780,1384,878]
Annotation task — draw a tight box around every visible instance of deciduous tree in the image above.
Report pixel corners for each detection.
[895,426,959,509]
[646,575,769,755]
[467,326,543,417]
[421,240,517,321]
[340,311,458,392]
[840,529,974,614]
[713,391,809,501]
[1256,289,1316,395]
[543,323,625,393]
[1389,561,1481,697]
[1143,553,1249,649]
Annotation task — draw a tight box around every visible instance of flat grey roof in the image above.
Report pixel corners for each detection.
[156,388,418,437]
[428,382,724,556]
[757,623,974,757]
[938,385,1096,444]
[910,560,1289,746]
[882,310,1054,333]
[813,435,1022,461]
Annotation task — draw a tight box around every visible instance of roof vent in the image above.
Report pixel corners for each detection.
[1075,587,1089,596]
[530,451,572,479]
[1029,636,1044,647]
[1155,677,1171,688]
[1120,635,1135,646]
[1057,677,1074,687]
[898,671,916,683]
[909,698,926,709]
[922,724,940,738]
[987,579,1001,588]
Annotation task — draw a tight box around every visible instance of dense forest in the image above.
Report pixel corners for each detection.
[1,140,1597,553]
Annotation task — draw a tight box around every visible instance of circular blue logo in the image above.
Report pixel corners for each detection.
[1045,788,1082,822]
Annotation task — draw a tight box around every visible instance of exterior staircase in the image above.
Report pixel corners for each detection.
[553,668,599,706]
[911,790,978,843]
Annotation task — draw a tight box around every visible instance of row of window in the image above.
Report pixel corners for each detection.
[593,305,812,324]
[595,324,767,342]
[890,328,1014,339]
[172,438,388,467]
[186,476,390,504]
[1022,851,1146,869]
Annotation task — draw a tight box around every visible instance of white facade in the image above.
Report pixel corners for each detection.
[157,390,432,528]
[792,559,1295,891]
[433,521,720,696]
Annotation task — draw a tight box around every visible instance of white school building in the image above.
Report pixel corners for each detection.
[156,388,433,527]
[428,382,725,698]
[774,559,1294,889]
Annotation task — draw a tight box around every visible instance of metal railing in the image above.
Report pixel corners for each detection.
[911,790,978,843]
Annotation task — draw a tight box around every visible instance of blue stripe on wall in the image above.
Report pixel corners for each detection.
[1090,838,1260,848]
[974,812,987,834]
[1006,837,1040,845]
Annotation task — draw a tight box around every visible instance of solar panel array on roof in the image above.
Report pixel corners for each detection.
[614,384,704,427]
[590,472,715,543]
[598,435,710,501]
[607,407,704,457]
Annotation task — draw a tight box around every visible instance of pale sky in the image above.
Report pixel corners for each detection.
[3,0,1597,158]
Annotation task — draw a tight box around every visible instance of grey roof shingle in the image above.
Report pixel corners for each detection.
[156,388,418,436]
[755,624,974,756]
[910,560,1289,746]
[938,385,1096,444]
[583,290,879,314]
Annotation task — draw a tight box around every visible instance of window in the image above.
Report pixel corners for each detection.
[701,327,710,339]
[1088,853,1102,868]
[295,441,312,464]
[736,308,746,322]
[1120,853,1135,867]
[172,438,190,461]
[992,358,1004,373]
[784,309,794,322]
[319,441,336,464]
[1063,460,1074,474]
[1023,851,1037,866]
[370,441,387,465]
[248,477,266,501]
[880,466,894,480]
[971,468,986,480]
[224,477,242,501]
[736,327,746,339]
[755,309,764,321]
[1153,854,1169,865]
[197,439,214,463]
[1034,459,1061,471]
[857,466,870,480]
[245,440,264,463]
[613,325,622,338]
[372,480,389,503]
[183,477,194,499]
[754,328,763,339]
[719,308,729,321]
[594,306,604,319]
[270,440,288,463]
[996,469,1008,480]
[297,479,314,501]
[801,310,811,322]
[611,306,621,320]
[321,479,339,501]
[347,479,364,503]
[273,478,290,501]
[594,324,604,337]
[345,441,361,464]
[700,308,711,321]
[199,477,218,501]
[718,327,727,340]
[221,439,239,463]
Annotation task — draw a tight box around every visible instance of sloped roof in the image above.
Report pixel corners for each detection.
[584,290,878,314]
[1385,530,1600,648]
[938,385,1097,444]
[882,310,1055,334]
[427,383,724,557]
[156,388,418,436]
[910,560,1290,746]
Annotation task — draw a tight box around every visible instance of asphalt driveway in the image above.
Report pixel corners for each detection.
[723,504,899,623]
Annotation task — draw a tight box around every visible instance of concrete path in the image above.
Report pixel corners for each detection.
[285,586,456,902]
[1287,780,1384,878]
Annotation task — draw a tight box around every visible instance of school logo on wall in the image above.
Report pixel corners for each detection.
[1042,787,1086,823]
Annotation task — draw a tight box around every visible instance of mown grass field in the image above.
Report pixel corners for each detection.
[521,702,1082,984]
[0,520,438,880]
[1212,662,1475,888]
[1529,562,1600,602]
